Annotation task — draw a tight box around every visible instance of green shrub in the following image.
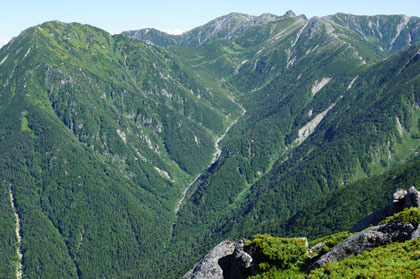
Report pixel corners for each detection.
[309,231,351,247]
[380,207,420,226]
[246,234,308,270]
[249,267,307,279]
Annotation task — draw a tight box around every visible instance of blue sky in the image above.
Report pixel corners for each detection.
[1,0,420,47]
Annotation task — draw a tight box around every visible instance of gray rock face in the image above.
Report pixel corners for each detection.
[183,240,253,279]
[404,186,420,208]
[410,225,420,240]
[233,240,253,269]
[351,187,420,232]
[309,221,416,271]
[308,241,326,258]
[183,240,236,279]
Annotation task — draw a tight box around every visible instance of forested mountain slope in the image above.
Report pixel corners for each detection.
[272,158,420,240]
[0,21,241,278]
[1,11,420,279]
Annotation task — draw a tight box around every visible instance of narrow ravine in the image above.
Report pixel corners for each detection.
[9,184,23,279]
[210,106,246,165]
[172,102,246,230]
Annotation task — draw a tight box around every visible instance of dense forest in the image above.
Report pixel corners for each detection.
[1,11,420,278]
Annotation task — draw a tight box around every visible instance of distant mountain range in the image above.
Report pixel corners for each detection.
[1,11,420,279]
[124,12,286,47]
[126,11,420,53]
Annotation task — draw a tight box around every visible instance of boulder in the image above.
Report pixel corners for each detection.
[404,186,420,208]
[182,240,236,279]
[307,241,326,258]
[393,188,408,203]
[233,240,253,269]
[410,225,420,240]
[182,240,253,279]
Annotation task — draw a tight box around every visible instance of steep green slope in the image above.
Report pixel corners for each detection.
[232,44,420,231]
[0,21,241,278]
[274,159,420,240]
[165,15,420,277]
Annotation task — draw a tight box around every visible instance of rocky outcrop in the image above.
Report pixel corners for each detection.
[182,240,235,279]
[309,220,417,271]
[183,240,253,279]
[232,240,253,269]
[186,187,420,277]
[307,241,327,258]
[351,186,420,232]
[410,225,420,240]
[404,186,420,208]
[309,187,420,271]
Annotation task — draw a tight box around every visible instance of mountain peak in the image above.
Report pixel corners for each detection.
[225,12,251,18]
[284,10,296,17]
[255,13,280,23]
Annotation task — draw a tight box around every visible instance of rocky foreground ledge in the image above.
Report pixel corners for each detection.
[182,239,253,279]
[183,187,420,279]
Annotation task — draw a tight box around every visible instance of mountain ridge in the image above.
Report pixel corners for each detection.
[124,11,420,56]
[123,12,298,47]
